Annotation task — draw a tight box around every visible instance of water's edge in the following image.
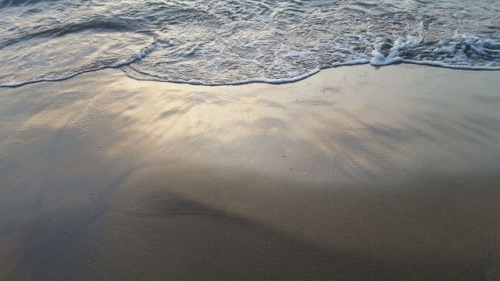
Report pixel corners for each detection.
[1,60,499,89]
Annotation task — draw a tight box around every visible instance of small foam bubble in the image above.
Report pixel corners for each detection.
[133,51,142,60]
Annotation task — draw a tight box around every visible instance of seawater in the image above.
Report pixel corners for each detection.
[0,0,499,87]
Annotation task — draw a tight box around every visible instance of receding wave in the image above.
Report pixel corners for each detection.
[0,0,499,87]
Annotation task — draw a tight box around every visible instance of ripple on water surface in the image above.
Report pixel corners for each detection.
[0,0,499,86]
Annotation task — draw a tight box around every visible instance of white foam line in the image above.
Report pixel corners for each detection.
[228,67,322,85]
[0,57,138,88]
[124,58,500,86]
[2,58,499,88]
[122,67,323,86]
[399,59,500,70]
[0,40,165,88]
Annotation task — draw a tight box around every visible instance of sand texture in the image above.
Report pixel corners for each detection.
[0,65,499,280]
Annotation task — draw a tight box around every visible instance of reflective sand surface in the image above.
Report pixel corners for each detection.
[0,65,499,280]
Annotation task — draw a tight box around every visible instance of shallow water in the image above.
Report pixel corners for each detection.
[0,0,499,86]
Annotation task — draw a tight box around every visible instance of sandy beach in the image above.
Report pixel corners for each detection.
[1,65,499,280]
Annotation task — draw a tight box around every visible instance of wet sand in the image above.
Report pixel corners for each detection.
[0,65,499,280]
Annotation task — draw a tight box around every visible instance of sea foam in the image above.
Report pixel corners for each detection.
[0,0,498,87]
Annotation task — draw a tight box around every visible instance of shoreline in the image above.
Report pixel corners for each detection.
[1,64,499,280]
[2,62,500,89]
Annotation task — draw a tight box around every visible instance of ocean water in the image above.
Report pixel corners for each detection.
[0,0,499,86]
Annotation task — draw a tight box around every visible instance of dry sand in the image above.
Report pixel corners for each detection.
[0,65,499,280]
